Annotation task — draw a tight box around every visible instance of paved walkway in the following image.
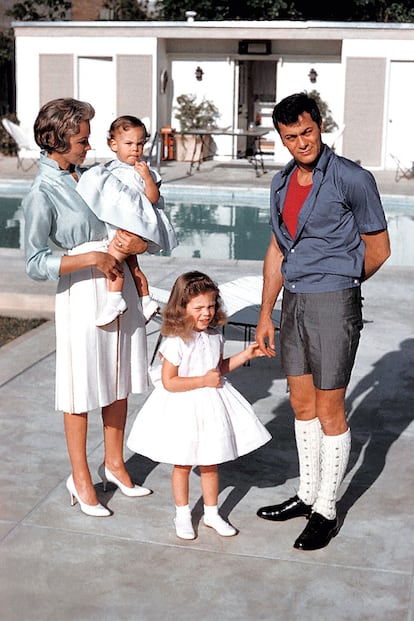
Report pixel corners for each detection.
[0,155,413,621]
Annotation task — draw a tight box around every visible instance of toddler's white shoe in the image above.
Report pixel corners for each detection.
[203,514,237,537]
[174,514,196,540]
[96,298,127,327]
[141,296,160,323]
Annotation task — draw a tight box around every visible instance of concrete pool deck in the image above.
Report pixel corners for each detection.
[0,154,413,621]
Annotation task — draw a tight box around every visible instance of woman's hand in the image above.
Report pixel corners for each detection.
[114,230,148,255]
[93,251,124,281]
[59,251,123,280]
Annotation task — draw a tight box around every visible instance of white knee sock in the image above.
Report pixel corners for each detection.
[295,418,322,506]
[313,429,351,520]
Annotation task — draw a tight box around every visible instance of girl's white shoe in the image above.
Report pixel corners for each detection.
[203,513,237,537]
[174,514,196,540]
[141,296,159,323]
[98,464,152,497]
[66,475,111,517]
[96,297,128,327]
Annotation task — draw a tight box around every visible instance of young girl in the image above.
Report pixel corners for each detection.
[127,271,271,540]
[77,116,176,326]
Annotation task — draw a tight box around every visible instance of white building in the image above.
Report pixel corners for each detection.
[11,18,414,169]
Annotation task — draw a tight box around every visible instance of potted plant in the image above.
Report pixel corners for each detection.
[173,94,220,162]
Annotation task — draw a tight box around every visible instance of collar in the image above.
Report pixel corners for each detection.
[279,143,333,180]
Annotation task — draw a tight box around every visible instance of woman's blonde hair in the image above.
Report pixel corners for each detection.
[162,271,227,340]
[34,98,95,153]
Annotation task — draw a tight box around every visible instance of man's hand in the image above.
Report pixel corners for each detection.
[255,315,277,358]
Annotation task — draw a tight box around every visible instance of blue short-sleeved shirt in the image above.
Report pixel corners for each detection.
[269,145,388,293]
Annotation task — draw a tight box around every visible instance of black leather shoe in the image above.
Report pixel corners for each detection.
[293,512,340,550]
[256,495,312,521]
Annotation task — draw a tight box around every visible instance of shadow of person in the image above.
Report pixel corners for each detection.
[125,452,160,488]
[124,330,292,524]
[191,396,298,526]
[338,338,414,519]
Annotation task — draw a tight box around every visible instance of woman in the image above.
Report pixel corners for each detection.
[23,98,152,516]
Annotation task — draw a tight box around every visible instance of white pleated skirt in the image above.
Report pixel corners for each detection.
[55,241,149,413]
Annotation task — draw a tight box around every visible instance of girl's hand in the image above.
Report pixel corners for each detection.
[203,368,222,388]
[134,161,151,181]
[246,342,267,360]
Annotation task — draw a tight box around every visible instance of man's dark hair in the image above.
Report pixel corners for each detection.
[272,93,322,134]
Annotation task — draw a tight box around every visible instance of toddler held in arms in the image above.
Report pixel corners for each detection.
[77,115,177,326]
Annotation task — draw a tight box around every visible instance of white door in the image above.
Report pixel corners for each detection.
[386,61,414,169]
[78,57,115,159]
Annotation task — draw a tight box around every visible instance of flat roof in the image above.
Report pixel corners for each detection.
[12,19,414,41]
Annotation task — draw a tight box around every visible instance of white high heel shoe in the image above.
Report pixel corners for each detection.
[98,464,152,497]
[66,475,111,517]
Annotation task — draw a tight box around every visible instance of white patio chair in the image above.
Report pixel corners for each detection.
[390,154,414,182]
[1,118,40,171]
[149,275,281,364]
[141,116,159,167]
[321,124,345,152]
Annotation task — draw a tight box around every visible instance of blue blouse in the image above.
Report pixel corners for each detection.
[23,153,107,281]
[269,145,388,293]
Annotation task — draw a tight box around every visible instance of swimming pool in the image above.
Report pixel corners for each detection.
[0,182,413,266]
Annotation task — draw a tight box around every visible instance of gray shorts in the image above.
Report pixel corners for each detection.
[280,287,363,390]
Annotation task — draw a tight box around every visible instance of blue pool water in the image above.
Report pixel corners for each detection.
[0,182,413,266]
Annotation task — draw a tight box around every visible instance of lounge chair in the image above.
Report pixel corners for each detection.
[321,124,345,152]
[1,118,40,171]
[390,154,414,182]
[149,275,281,364]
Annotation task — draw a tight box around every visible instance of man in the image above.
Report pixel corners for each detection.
[256,93,390,550]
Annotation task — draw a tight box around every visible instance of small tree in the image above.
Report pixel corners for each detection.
[174,94,220,132]
[307,89,338,133]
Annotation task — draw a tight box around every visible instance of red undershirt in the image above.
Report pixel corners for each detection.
[283,168,313,238]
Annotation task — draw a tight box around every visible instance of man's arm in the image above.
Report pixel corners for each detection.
[361,230,391,281]
[255,233,284,356]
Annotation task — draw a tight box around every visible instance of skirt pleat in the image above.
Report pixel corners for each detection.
[55,242,149,413]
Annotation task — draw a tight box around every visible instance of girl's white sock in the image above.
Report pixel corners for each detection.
[107,291,123,303]
[203,504,218,519]
[175,504,191,516]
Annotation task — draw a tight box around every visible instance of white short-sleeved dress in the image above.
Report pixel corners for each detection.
[127,328,271,466]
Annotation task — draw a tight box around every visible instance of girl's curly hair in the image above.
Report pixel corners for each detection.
[161,271,227,340]
[34,98,95,154]
[107,115,149,146]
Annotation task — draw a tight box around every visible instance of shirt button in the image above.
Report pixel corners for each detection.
[292,284,296,289]
[291,248,295,253]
